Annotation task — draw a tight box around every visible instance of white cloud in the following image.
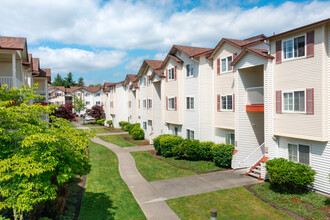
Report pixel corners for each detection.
[125,55,150,72]
[112,72,125,77]
[30,47,126,74]
[0,1,329,50]
[154,52,167,61]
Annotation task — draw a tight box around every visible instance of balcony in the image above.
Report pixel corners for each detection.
[246,86,264,112]
[0,76,22,90]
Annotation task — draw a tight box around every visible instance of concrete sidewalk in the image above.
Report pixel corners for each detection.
[96,132,128,136]
[150,169,260,200]
[92,137,180,220]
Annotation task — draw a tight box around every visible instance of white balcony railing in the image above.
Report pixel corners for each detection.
[0,77,13,88]
[246,86,264,105]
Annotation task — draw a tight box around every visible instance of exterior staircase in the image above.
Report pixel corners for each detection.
[246,156,268,180]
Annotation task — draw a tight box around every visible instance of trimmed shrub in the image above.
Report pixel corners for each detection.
[128,123,140,134]
[212,144,235,167]
[158,135,183,157]
[266,158,316,192]
[96,118,106,126]
[119,121,130,131]
[199,141,215,161]
[106,120,113,127]
[131,127,144,140]
[173,139,201,160]
[153,134,170,154]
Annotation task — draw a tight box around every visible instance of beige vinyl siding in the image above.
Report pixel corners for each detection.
[165,59,182,124]
[278,136,330,194]
[152,81,162,137]
[213,43,241,129]
[146,70,153,121]
[199,55,214,141]
[272,26,327,141]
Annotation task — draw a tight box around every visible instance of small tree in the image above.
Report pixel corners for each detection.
[87,105,104,120]
[73,95,86,113]
[52,102,75,121]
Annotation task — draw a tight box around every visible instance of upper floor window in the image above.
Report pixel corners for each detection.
[95,93,101,97]
[221,56,233,73]
[187,129,194,140]
[288,144,310,165]
[221,95,233,110]
[168,68,175,80]
[148,99,152,109]
[96,101,101,105]
[142,78,146,87]
[186,97,194,110]
[77,92,81,96]
[85,92,90,97]
[85,101,90,105]
[56,92,61,96]
[283,35,305,60]
[283,90,305,112]
[148,76,152,85]
[143,99,146,109]
[186,64,194,77]
[168,97,175,110]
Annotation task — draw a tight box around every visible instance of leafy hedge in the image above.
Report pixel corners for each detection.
[131,127,144,140]
[212,144,235,167]
[96,118,106,126]
[153,135,234,167]
[106,120,113,127]
[266,158,316,192]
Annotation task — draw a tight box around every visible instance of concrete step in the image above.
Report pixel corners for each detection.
[248,172,260,179]
[252,169,261,174]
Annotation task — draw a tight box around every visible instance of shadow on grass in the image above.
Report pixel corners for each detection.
[79,191,117,220]
[268,182,310,195]
[325,198,330,206]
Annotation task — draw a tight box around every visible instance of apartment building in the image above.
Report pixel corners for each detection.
[123,74,140,124]
[32,57,51,104]
[137,60,163,139]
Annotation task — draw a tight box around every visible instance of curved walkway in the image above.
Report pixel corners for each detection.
[92,137,180,220]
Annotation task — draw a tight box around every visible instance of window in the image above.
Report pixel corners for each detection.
[148,76,152,85]
[143,100,146,109]
[221,95,233,110]
[186,64,194,77]
[95,93,101,97]
[174,127,178,136]
[168,97,175,110]
[77,92,81,96]
[283,91,305,112]
[283,35,305,60]
[186,97,194,110]
[85,92,90,96]
[148,120,152,130]
[148,99,152,109]
[142,78,146,86]
[143,122,147,130]
[220,56,233,73]
[96,101,101,105]
[86,101,90,105]
[56,101,61,105]
[187,129,194,140]
[288,144,310,165]
[226,133,235,145]
[56,92,61,96]
[168,68,175,80]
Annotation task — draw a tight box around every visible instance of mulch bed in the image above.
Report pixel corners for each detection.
[244,184,307,220]
[121,134,150,146]
[73,175,87,220]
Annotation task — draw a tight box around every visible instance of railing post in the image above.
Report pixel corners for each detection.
[210,209,217,220]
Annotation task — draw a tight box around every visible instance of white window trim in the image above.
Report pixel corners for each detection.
[220,56,233,73]
[288,143,311,165]
[168,67,175,81]
[186,128,195,140]
[148,75,152,85]
[221,94,233,111]
[186,64,194,78]
[282,34,306,61]
[186,96,195,110]
[282,89,306,114]
[148,99,152,109]
[143,99,147,110]
[168,96,175,110]
[143,121,147,130]
[226,133,235,145]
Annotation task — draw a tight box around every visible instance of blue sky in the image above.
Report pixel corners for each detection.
[0,0,329,85]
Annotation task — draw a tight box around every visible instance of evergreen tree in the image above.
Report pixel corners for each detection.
[77,77,85,87]
[52,74,64,86]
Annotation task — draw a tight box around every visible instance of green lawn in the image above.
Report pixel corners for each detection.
[160,156,222,173]
[90,127,111,134]
[252,183,330,220]
[131,151,196,182]
[122,134,149,145]
[79,142,145,220]
[99,135,136,147]
[83,124,100,127]
[69,123,77,128]
[167,187,293,220]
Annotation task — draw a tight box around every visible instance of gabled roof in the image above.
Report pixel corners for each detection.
[137,59,163,78]
[35,68,51,83]
[208,34,267,59]
[124,74,139,86]
[32,58,40,74]
[161,54,183,68]
[66,86,83,93]
[48,86,66,92]
[150,69,165,80]
[82,86,102,93]
[171,45,213,58]
[267,17,330,40]
[231,48,274,66]
[0,36,26,50]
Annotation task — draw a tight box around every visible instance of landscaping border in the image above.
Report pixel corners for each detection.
[244,184,307,220]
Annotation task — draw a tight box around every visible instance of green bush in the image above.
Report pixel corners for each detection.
[212,144,234,167]
[131,127,144,140]
[119,121,130,131]
[96,118,106,126]
[106,120,113,127]
[153,134,171,154]
[199,141,215,161]
[265,158,316,192]
[128,123,140,134]
[158,135,183,157]
[173,139,201,160]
